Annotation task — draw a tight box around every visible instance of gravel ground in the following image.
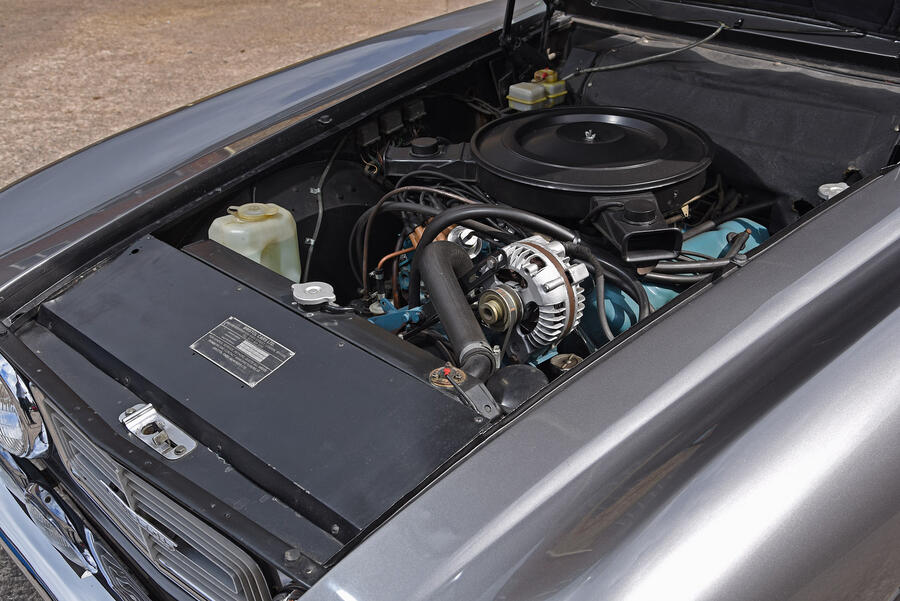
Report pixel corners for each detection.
[0,545,40,601]
[0,0,481,189]
[0,2,479,598]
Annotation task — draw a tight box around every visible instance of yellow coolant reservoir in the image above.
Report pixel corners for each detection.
[208,202,302,282]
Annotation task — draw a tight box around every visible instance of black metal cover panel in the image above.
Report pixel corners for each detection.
[41,236,482,534]
[19,321,342,567]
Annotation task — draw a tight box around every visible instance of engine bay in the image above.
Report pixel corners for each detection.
[166,101,772,417]
[153,19,900,418]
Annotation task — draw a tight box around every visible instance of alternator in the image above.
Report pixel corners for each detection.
[478,236,589,362]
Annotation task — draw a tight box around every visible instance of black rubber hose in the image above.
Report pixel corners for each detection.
[395,170,493,204]
[580,199,624,225]
[352,202,506,260]
[651,258,736,273]
[681,220,716,241]
[561,243,616,340]
[362,186,483,294]
[417,242,495,381]
[716,201,777,225]
[587,247,652,320]
[365,202,509,236]
[348,202,514,286]
[683,200,776,240]
[642,272,708,285]
[408,205,577,307]
[724,230,751,258]
[580,263,616,342]
[646,232,750,280]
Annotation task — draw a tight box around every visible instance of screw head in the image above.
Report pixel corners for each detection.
[284,548,301,562]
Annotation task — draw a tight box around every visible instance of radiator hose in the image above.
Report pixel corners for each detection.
[417,242,495,381]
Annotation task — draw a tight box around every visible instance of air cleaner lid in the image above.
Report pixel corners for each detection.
[471,106,713,194]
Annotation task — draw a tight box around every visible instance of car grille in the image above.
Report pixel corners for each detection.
[41,402,271,601]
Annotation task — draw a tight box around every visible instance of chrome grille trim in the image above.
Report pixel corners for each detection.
[41,402,270,601]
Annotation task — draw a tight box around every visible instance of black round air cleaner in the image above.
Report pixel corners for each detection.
[471,107,714,218]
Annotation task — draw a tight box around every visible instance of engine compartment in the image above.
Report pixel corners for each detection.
[152,18,900,421]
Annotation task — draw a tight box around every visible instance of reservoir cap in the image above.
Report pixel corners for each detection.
[410,137,440,157]
[228,203,279,222]
[292,281,336,306]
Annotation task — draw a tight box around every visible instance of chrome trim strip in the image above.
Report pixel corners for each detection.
[0,483,115,601]
[23,482,98,575]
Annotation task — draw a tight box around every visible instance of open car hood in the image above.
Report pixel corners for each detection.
[566,0,900,36]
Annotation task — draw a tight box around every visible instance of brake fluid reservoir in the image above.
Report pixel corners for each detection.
[507,69,568,111]
[208,203,302,282]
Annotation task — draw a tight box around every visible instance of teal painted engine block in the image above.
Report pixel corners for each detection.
[579,219,769,339]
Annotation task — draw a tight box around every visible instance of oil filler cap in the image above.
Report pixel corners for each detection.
[410,137,440,157]
[623,197,658,224]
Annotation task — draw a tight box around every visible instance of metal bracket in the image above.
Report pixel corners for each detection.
[369,298,425,333]
[118,403,197,460]
[457,379,502,420]
[462,250,509,292]
[427,365,501,420]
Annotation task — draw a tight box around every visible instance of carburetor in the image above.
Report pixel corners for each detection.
[478,236,589,363]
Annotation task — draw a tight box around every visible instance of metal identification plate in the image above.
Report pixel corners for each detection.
[190,317,294,387]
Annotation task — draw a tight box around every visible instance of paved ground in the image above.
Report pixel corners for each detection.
[0,2,479,598]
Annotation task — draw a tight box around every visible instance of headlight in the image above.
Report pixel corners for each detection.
[0,353,48,458]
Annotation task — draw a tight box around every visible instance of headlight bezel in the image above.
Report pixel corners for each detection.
[0,352,49,459]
